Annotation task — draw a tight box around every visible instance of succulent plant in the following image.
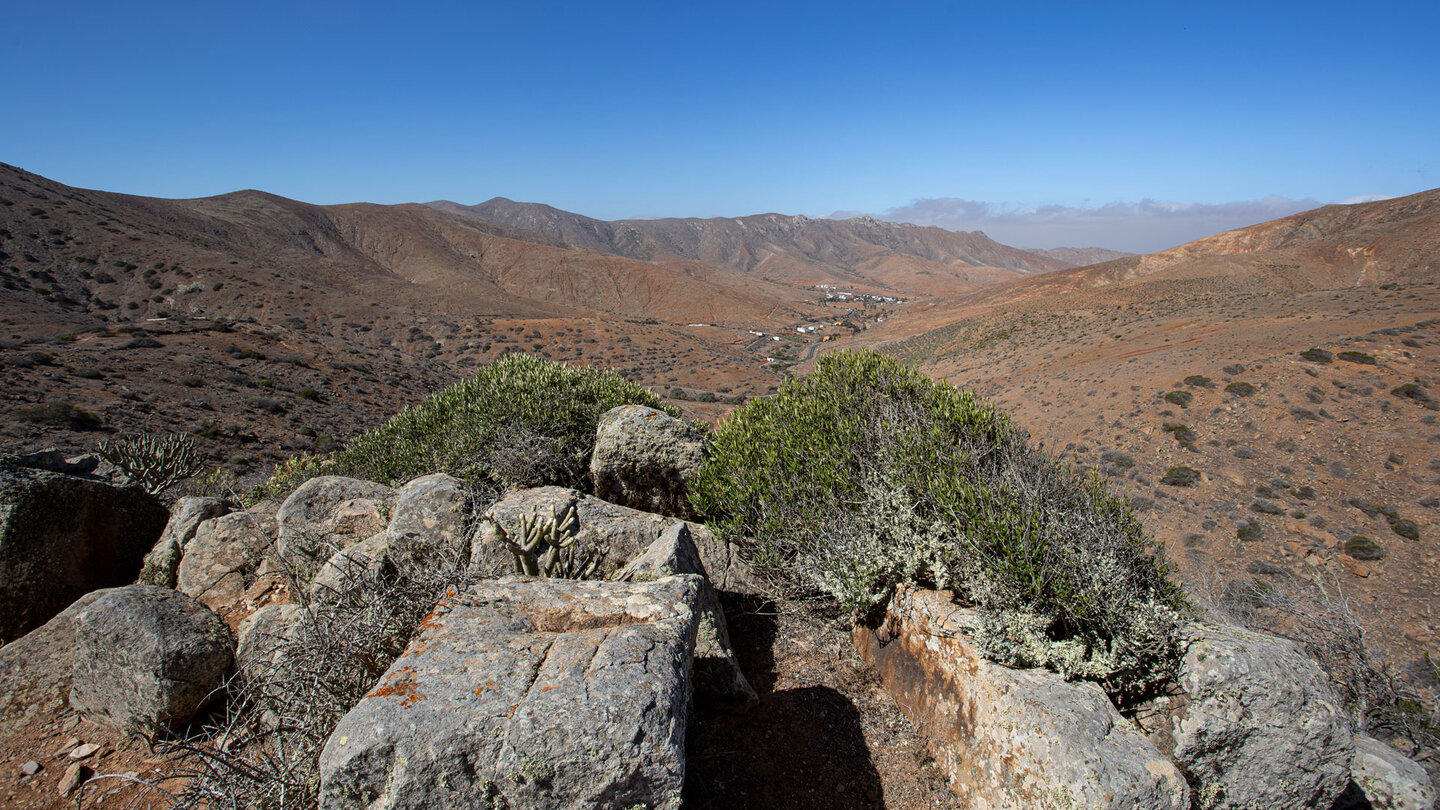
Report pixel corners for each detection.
[492,503,599,580]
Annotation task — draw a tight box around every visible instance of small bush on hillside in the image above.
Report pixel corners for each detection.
[1163,390,1193,408]
[1337,351,1377,365]
[14,401,102,430]
[691,350,1188,702]
[258,354,674,497]
[1183,375,1213,388]
[1300,347,1334,363]
[1161,466,1201,487]
[1225,381,1257,397]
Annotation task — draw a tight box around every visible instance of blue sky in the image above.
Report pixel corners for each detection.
[2,1,1436,252]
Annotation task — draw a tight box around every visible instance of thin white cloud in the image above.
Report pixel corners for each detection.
[1339,193,1397,205]
[831,195,1325,253]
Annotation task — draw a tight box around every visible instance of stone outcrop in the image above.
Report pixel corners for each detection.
[176,501,279,611]
[0,588,117,737]
[0,462,169,641]
[590,405,706,519]
[617,521,756,710]
[1345,735,1437,810]
[275,476,396,575]
[853,585,1190,809]
[235,603,303,683]
[139,496,233,588]
[308,533,388,606]
[383,473,473,569]
[1150,622,1353,809]
[318,575,701,810]
[69,585,235,733]
[472,486,761,595]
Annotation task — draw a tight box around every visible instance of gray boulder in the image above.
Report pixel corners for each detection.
[1150,622,1353,809]
[69,584,235,733]
[589,405,707,519]
[0,588,117,737]
[472,486,761,595]
[318,575,701,810]
[235,603,303,684]
[617,521,756,710]
[308,532,389,607]
[276,476,396,576]
[0,463,169,641]
[1346,735,1437,810]
[139,496,233,588]
[177,502,279,611]
[384,473,473,570]
[854,585,1190,809]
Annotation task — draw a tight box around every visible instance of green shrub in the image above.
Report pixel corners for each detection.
[97,433,204,495]
[1343,536,1385,560]
[1162,422,1199,449]
[1183,375,1213,388]
[1390,518,1420,541]
[14,401,102,430]
[1299,347,1333,363]
[263,354,675,495]
[1160,466,1201,486]
[1337,351,1377,365]
[1163,390,1193,408]
[1225,381,1257,397]
[690,350,1187,702]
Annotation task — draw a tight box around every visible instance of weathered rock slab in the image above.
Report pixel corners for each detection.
[318,575,701,810]
[1346,735,1437,810]
[139,496,233,588]
[384,473,472,570]
[69,584,235,733]
[1151,622,1353,810]
[617,521,755,710]
[590,405,706,519]
[276,476,396,574]
[854,585,1190,810]
[176,502,279,611]
[472,486,761,595]
[0,463,169,641]
[235,603,303,684]
[0,588,117,737]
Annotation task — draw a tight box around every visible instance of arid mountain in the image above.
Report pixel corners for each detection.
[429,198,1076,296]
[0,164,831,474]
[1025,246,1135,267]
[833,189,1440,702]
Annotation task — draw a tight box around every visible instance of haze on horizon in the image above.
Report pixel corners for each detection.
[1,0,1435,254]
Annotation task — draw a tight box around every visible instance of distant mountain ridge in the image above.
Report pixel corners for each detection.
[428,198,1085,296]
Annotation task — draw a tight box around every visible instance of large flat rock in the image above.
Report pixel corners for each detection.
[318,575,701,810]
[854,585,1190,810]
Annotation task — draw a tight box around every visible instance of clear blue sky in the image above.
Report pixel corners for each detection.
[2,1,1436,251]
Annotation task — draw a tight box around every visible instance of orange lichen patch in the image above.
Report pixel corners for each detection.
[370,668,428,707]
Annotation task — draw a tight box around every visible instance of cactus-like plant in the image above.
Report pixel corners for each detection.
[97,433,205,495]
[491,503,600,579]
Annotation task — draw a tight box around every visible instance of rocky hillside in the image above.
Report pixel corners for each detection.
[430,198,1077,295]
[840,190,1440,732]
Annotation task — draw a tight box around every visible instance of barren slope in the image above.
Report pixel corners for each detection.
[824,190,1440,703]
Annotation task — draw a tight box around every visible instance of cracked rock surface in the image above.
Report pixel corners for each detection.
[318,574,701,810]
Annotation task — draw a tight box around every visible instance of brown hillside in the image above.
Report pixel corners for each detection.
[824,190,1440,712]
[431,199,1075,296]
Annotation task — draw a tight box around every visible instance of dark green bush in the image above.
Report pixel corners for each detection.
[1183,375,1213,388]
[15,401,103,430]
[264,354,675,495]
[1161,466,1201,486]
[690,350,1187,702]
[1390,519,1420,541]
[1299,347,1333,363]
[1225,381,1257,397]
[1162,422,1199,449]
[1163,390,1193,408]
[1337,351,1377,365]
[1343,536,1385,560]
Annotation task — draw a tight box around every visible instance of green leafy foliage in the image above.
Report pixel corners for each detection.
[257,354,674,498]
[690,349,1188,702]
[1225,381,1257,397]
